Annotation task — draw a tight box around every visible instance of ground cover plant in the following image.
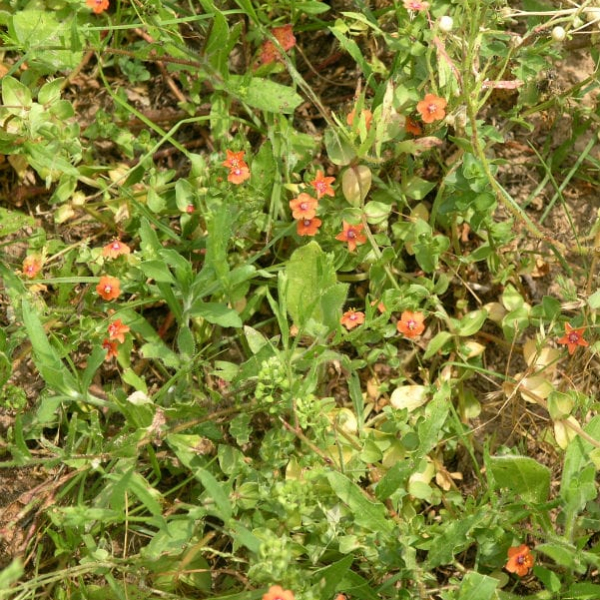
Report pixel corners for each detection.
[3,0,600,598]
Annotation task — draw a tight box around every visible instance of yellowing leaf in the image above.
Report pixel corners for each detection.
[390,385,429,412]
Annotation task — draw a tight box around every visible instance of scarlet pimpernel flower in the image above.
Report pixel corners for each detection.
[297,217,322,237]
[263,585,295,600]
[335,221,367,252]
[222,150,246,170]
[289,193,318,220]
[107,319,130,344]
[557,323,589,355]
[102,339,119,361]
[310,170,336,199]
[227,165,250,185]
[404,0,429,10]
[86,0,109,13]
[397,311,426,339]
[417,93,447,124]
[341,309,365,330]
[96,276,121,301]
[505,544,534,577]
[22,255,42,279]
[223,150,251,185]
[102,240,131,259]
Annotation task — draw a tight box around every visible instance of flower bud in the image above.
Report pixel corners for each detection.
[551,26,566,42]
[438,16,453,32]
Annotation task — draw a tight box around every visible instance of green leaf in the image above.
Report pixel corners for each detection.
[8,11,83,73]
[536,543,581,572]
[22,297,78,396]
[284,241,348,335]
[561,415,600,498]
[566,582,600,599]
[188,302,242,328]
[2,76,32,110]
[487,455,550,503]
[326,471,394,534]
[402,176,437,200]
[426,512,488,567]
[194,467,233,522]
[38,77,64,106]
[235,77,303,114]
[0,559,24,598]
[139,260,175,284]
[324,129,356,166]
[205,10,230,75]
[329,25,372,80]
[0,206,35,236]
[458,572,498,600]
[314,555,353,598]
[297,1,330,14]
[423,331,453,359]
[455,309,488,336]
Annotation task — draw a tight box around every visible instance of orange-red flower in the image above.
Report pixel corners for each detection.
[260,25,296,65]
[404,0,429,10]
[222,150,247,170]
[102,338,119,360]
[289,193,318,220]
[22,255,42,279]
[297,217,322,237]
[107,319,130,344]
[86,0,109,13]
[227,165,251,185]
[405,116,423,136]
[335,221,367,252]
[397,311,426,339]
[262,585,295,600]
[222,150,251,184]
[557,323,589,355]
[310,170,336,199]
[341,309,365,330]
[505,544,534,577]
[102,240,131,259]
[416,93,447,124]
[96,276,121,301]
[347,108,373,130]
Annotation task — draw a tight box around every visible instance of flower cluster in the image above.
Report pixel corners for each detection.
[288,171,335,237]
[341,307,427,335]
[222,149,251,185]
[102,319,130,361]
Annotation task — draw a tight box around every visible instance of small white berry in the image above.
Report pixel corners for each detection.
[438,16,453,32]
[551,26,566,42]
